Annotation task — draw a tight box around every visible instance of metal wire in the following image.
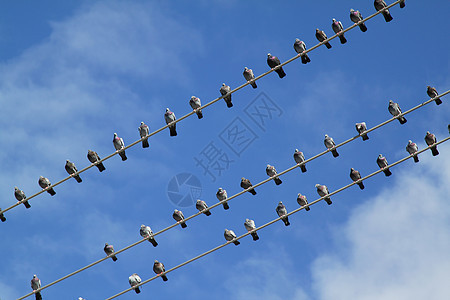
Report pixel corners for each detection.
[2,0,404,218]
[105,136,450,299]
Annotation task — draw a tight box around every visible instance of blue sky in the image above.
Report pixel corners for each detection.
[1,1,449,299]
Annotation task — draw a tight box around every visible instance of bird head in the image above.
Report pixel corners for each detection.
[190,96,196,100]
[278,201,283,205]
[295,38,300,42]
[33,274,37,278]
[174,209,179,213]
[316,28,320,32]
[166,108,170,112]
[140,121,144,125]
[140,224,145,228]
[389,100,394,104]
[244,67,248,71]
[332,18,337,22]
[218,187,223,191]
[325,134,329,138]
[245,218,250,222]
[350,8,355,13]
[426,131,431,135]
[113,133,118,137]
[315,184,320,188]
[378,154,383,158]
[105,243,109,246]
[267,53,271,57]
[295,148,299,152]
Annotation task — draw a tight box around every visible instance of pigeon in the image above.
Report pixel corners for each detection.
[220,83,233,108]
[316,184,332,205]
[294,149,307,172]
[400,0,406,8]
[224,229,240,245]
[78,298,86,300]
[243,67,257,89]
[31,275,42,300]
[425,131,439,156]
[216,188,229,210]
[388,100,407,124]
[355,122,369,141]
[406,140,419,162]
[65,160,82,183]
[350,9,367,32]
[374,0,393,22]
[240,177,257,195]
[293,39,311,64]
[244,218,259,241]
[164,108,177,136]
[427,86,442,105]
[0,208,6,222]
[38,176,56,196]
[173,209,187,228]
[189,96,203,119]
[315,28,332,49]
[267,53,286,78]
[113,133,127,161]
[297,193,310,211]
[350,168,365,190]
[15,187,31,208]
[138,122,150,148]
[377,154,392,176]
[140,224,158,247]
[266,164,282,185]
[276,201,290,226]
[153,260,168,281]
[324,134,339,157]
[128,273,142,294]
[87,150,106,172]
[196,199,211,216]
[104,243,118,261]
[332,18,347,44]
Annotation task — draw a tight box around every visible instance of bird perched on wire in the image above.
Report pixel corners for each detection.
[65,160,82,183]
[377,154,392,176]
[374,0,393,22]
[332,18,347,44]
[316,184,332,205]
[0,208,6,222]
[350,168,365,190]
[293,38,311,64]
[315,28,332,49]
[240,177,257,195]
[189,96,203,119]
[15,187,30,208]
[224,229,240,245]
[196,199,211,216]
[388,100,407,124]
[243,67,257,89]
[267,53,286,78]
[113,133,127,161]
[406,140,419,162]
[276,201,290,226]
[266,164,282,185]
[138,121,150,148]
[173,209,187,228]
[38,176,56,196]
[427,86,442,105]
[87,150,106,172]
[244,218,259,241]
[297,193,310,211]
[293,149,307,172]
[31,275,42,300]
[104,243,118,261]
[128,273,142,294]
[425,131,439,156]
[355,122,369,141]
[350,9,367,32]
[220,83,233,108]
[216,188,229,210]
[164,108,177,136]
[324,134,339,157]
[153,260,168,281]
[140,224,158,247]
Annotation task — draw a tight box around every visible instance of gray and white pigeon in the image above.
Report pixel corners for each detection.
[324,134,339,157]
[266,164,282,185]
[350,168,365,190]
[104,243,117,261]
[0,208,6,222]
[425,131,439,156]
[350,9,367,32]
[65,160,82,183]
[138,122,150,148]
[153,260,168,281]
[31,275,42,300]
[374,0,393,22]
[400,0,405,8]
[355,122,369,141]
[332,18,347,44]
[128,273,142,294]
[406,140,419,162]
[276,201,290,226]
[294,149,307,172]
[87,150,106,172]
[15,187,30,208]
[267,53,286,78]
[140,224,158,247]
[244,218,259,241]
[316,184,332,205]
[224,229,240,245]
[388,100,407,124]
[293,39,311,64]
[377,154,392,176]
[196,199,211,216]
[189,96,203,119]
[113,133,127,161]
[315,28,332,49]
[427,86,442,105]
[173,209,187,228]
[297,193,310,211]
[220,83,233,108]
[216,188,229,210]
[164,108,177,136]
[243,67,257,89]
[38,176,56,196]
[240,177,257,195]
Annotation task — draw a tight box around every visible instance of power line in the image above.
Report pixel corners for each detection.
[1,0,404,218]
[16,88,448,300]
[104,136,450,299]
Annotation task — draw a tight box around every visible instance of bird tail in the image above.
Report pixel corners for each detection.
[383,168,392,177]
[119,151,127,161]
[204,210,212,216]
[283,218,290,226]
[274,177,282,185]
[35,292,42,300]
[225,97,233,108]
[233,240,240,246]
[339,35,347,44]
[180,222,187,228]
[251,232,259,241]
[325,42,332,49]
[162,275,168,282]
[24,201,31,209]
[400,1,405,8]
[301,55,310,64]
[434,98,442,105]
[250,82,257,89]
[431,146,439,156]
[413,155,419,163]
[142,139,150,148]
[362,134,369,141]
[357,182,365,190]
[359,23,367,32]
[222,202,230,210]
[249,189,257,195]
[398,117,407,124]
[134,287,141,294]
[74,175,82,183]
[276,68,286,78]
[325,197,332,205]
[112,255,118,262]
[97,163,106,172]
[332,149,339,157]
[383,11,393,22]
[300,165,307,173]
[48,188,56,196]
[169,125,177,136]
[196,110,204,119]
[149,238,158,247]
[305,206,311,211]
[0,215,6,222]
